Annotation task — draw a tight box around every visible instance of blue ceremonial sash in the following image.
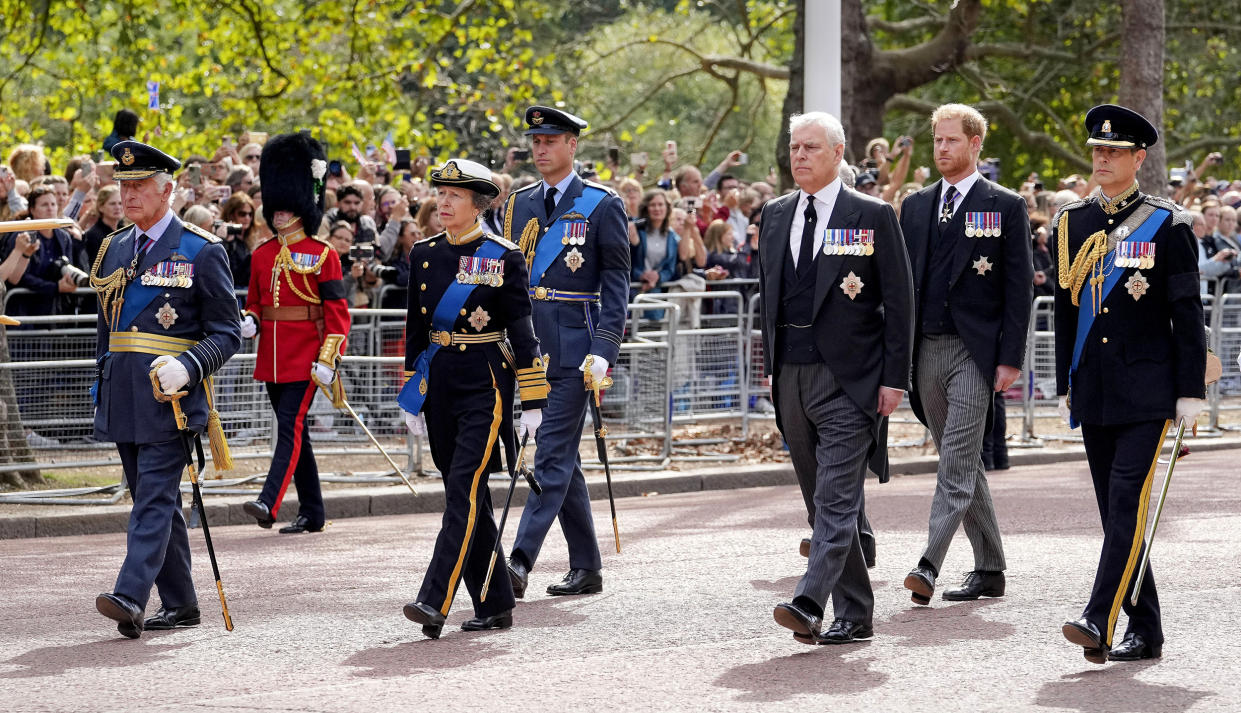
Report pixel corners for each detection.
[1067,207,1168,428]
[528,186,607,286]
[116,231,208,330]
[397,239,507,415]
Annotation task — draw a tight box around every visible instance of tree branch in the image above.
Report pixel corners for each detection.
[585,66,705,137]
[1165,135,1241,161]
[866,14,942,34]
[871,0,982,94]
[0,2,50,102]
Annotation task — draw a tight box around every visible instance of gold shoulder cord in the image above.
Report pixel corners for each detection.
[89,234,128,330]
[503,192,517,242]
[1057,210,1114,315]
[518,219,540,270]
[274,244,329,304]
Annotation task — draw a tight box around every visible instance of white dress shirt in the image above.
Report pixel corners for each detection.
[541,172,577,210]
[937,170,981,217]
[789,177,843,269]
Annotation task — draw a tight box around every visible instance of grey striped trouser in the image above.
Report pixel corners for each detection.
[776,362,873,625]
[917,334,1006,572]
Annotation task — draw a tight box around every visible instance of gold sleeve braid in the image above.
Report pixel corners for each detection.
[317,334,345,367]
[517,356,550,403]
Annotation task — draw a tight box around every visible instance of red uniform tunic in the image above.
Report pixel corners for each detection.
[244,226,350,381]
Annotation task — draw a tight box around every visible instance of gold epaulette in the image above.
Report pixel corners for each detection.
[517,356,550,403]
[183,222,222,243]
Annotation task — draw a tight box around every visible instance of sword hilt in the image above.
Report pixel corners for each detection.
[149,367,188,430]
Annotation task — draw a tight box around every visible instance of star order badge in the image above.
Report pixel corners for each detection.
[973,256,993,275]
[564,247,585,273]
[156,301,178,330]
[839,271,864,300]
[468,306,491,331]
[1126,270,1149,300]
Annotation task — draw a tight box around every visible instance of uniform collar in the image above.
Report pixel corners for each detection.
[445,221,484,245]
[277,217,307,246]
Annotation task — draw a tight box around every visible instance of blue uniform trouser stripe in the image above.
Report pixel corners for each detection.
[114,439,196,611]
[512,374,601,571]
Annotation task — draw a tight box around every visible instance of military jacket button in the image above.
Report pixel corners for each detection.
[1102,337,1108,343]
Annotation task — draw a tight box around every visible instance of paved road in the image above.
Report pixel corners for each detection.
[2,448,1239,712]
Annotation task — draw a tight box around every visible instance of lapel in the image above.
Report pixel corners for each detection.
[137,216,184,277]
[761,193,797,301]
[947,179,997,287]
[912,180,943,288]
[107,226,137,274]
[812,186,862,315]
[550,175,584,224]
[528,182,547,223]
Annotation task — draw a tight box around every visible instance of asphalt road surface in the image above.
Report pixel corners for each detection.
[2,448,1239,712]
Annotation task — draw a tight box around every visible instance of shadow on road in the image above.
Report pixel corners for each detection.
[714,648,888,702]
[1,635,190,678]
[1034,661,1212,712]
[878,598,1015,647]
[343,637,504,678]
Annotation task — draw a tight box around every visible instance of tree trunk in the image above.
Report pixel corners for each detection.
[1119,0,1166,196]
[776,0,805,193]
[841,0,878,163]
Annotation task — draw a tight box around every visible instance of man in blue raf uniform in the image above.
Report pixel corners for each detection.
[898,104,1033,607]
[89,140,242,639]
[1053,105,1205,664]
[504,105,630,598]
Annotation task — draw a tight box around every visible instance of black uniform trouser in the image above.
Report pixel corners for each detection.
[114,439,196,611]
[417,363,515,619]
[258,380,324,525]
[1080,419,1166,648]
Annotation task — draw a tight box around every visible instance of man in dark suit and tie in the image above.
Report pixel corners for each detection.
[762,112,914,644]
[898,104,1033,606]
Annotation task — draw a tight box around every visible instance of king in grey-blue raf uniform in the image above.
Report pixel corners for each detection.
[503,105,630,597]
[90,140,241,639]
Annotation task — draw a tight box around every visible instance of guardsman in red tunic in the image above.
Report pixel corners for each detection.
[239,133,350,534]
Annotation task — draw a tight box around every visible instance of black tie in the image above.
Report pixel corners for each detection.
[796,198,817,278]
[544,186,557,218]
[940,185,959,224]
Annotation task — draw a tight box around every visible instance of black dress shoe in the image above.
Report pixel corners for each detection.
[817,618,874,644]
[461,610,513,631]
[508,559,529,599]
[1108,632,1162,661]
[943,570,1006,601]
[904,566,936,605]
[799,538,811,558]
[243,500,275,529]
[144,604,201,630]
[1062,617,1108,664]
[96,592,143,639]
[403,600,445,640]
[278,515,324,534]
[546,568,602,596]
[773,601,821,640]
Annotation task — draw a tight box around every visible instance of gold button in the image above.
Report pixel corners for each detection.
[1103,307,1109,314]
[458,344,466,351]
[1102,337,1108,343]
[1108,219,1114,225]
[420,283,427,291]
[130,326,139,332]
[460,308,467,316]
[422,261,429,268]
[429,241,436,247]
[420,306,427,314]
[501,362,508,369]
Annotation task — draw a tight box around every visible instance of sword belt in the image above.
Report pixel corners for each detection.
[428,329,505,347]
[261,305,324,321]
[529,287,599,302]
[108,331,196,355]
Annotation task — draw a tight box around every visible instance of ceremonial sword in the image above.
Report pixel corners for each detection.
[311,371,417,497]
[584,355,621,554]
[480,428,541,601]
[149,369,233,632]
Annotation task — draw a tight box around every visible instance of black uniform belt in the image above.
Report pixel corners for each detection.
[428,330,505,347]
[109,331,196,355]
[529,287,599,302]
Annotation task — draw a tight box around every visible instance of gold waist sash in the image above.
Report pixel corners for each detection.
[108,331,196,355]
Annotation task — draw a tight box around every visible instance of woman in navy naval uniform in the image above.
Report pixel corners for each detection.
[397,159,548,639]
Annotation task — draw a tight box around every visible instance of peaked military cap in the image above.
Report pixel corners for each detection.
[430,158,499,197]
[523,105,588,136]
[1085,104,1158,149]
[110,140,181,180]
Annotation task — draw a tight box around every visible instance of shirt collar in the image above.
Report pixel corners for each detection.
[542,172,576,198]
[940,170,981,202]
[139,208,176,242]
[799,176,842,212]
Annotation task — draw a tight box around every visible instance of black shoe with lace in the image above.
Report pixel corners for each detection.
[943,570,1005,601]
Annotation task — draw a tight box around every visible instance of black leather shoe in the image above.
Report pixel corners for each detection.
[817,618,874,644]
[799,538,811,558]
[1108,632,1162,661]
[1062,617,1108,664]
[403,600,445,640]
[546,568,602,596]
[461,610,513,631]
[144,604,201,630]
[773,601,821,640]
[243,500,275,529]
[278,515,324,534]
[508,559,529,599]
[904,566,936,605]
[96,592,143,639]
[943,570,1006,601]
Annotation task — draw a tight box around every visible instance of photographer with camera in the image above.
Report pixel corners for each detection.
[0,185,89,319]
[217,193,259,290]
[1174,151,1226,206]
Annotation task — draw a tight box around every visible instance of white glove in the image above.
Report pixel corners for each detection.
[311,362,336,385]
[240,315,257,338]
[519,409,543,439]
[405,411,426,436]
[1057,395,1070,425]
[1175,397,1206,428]
[579,354,610,385]
[150,355,190,394]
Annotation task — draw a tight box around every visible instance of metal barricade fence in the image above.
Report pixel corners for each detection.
[1209,293,1241,430]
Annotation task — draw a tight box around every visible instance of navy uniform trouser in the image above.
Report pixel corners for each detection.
[512,373,601,572]
[1080,419,1166,648]
[114,439,196,611]
[258,380,324,525]
[417,365,515,618]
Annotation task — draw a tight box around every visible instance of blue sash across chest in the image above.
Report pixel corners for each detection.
[116,231,208,329]
[528,186,607,286]
[397,239,507,415]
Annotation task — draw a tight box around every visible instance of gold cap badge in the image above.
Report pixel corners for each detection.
[441,161,461,179]
[121,147,135,166]
[1101,120,1112,133]
[531,111,543,125]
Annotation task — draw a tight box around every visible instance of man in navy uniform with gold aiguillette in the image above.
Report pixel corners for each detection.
[90,141,241,639]
[1053,105,1205,664]
[503,106,630,598]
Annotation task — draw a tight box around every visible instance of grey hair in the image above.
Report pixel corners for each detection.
[837,160,855,188]
[152,172,175,191]
[789,112,846,147]
[470,190,492,212]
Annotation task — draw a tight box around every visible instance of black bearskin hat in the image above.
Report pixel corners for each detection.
[259,132,327,234]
